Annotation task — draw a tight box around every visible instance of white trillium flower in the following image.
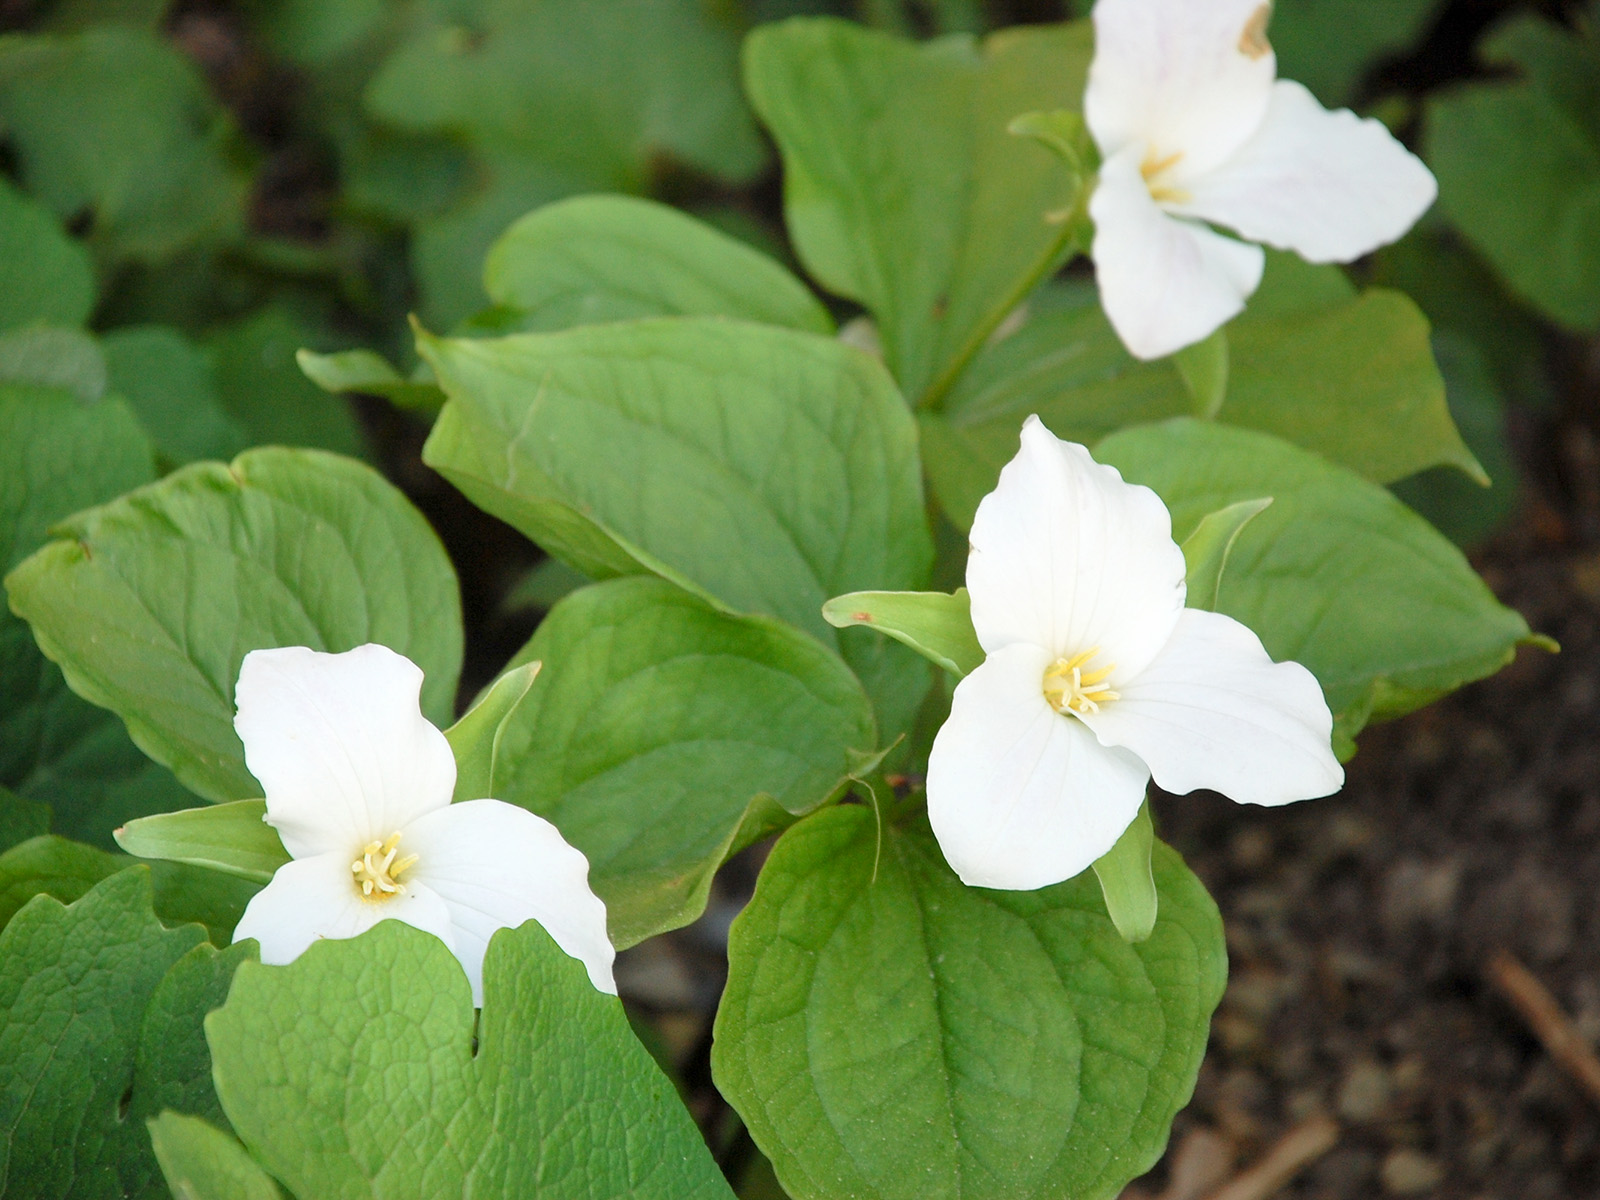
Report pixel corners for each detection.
[926,418,1343,891]
[231,644,615,1003]
[1084,0,1438,360]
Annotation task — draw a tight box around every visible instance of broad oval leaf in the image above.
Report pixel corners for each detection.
[925,270,1477,529]
[484,194,834,334]
[148,1113,282,1200]
[712,806,1226,1200]
[418,316,933,737]
[0,868,254,1198]
[745,18,1090,404]
[207,918,737,1200]
[5,447,463,803]
[1096,419,1536,749]
[0,177,94,332]
[492,576,876,949]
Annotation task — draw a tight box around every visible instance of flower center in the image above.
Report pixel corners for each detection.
[352,831,419,901]
[1140,150,1191,207]
[1043,647,1120,718]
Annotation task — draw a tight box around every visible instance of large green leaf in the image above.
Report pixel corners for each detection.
[102,325,250,466]
[1269,0,1442,106]
[1427,17,1600,332]
[5,447,463,803]
[419,317,933,737]
[0,868,253,1198]
[0,176,94,331]
[0,26,247,264]
[0,784,49,853]
[745,18,1090,404]
[482,194,834,334]
[490,576,875,949]
[1096,419,1535,748]
[0,382,195,845]
[712,806,1226,1200]
[207,918,736,1200]
[923,268,1476,529]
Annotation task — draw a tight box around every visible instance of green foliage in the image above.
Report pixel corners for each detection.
[102,326,251,467]
[745,17,1091,404]
[296,347,446,414]
[0,784,50,853]
[1097,420,1536,752]
[5,447,463,803]
[923,265,1478,529]
[207,917,737,1200]
[1269,0,1443,106]
[482,195,835,335]
[491,576,876,948]
[444,659,542,803]
[713,805,1226,1200]
[117,800,289,884]
[418,317,934,737]
[1427,14,1600,331]
[0,26,248,265]
[148,1113,284,1200]
[0,868,253,1198]
[1180,497,1275,612]
[0,323,105,400]
[0,177,94,331]
[1091,799,1158,945]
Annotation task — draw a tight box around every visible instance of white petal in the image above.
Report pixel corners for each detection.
[1170,81,1438,263]
[1086,0,1277,177]
[1091,145,1266,360]
[233,850,458,965]
[404,799,616,1003]
[967,416,1186,684]
[1080,608,1344,806]
[235,644,457,859]
[926,643,1151,891]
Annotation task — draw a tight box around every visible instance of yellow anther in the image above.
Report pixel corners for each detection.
[1043,648,1121,717]
[1239,3,1273,60]
[351,831,416,901]
[1140,149,1191,206]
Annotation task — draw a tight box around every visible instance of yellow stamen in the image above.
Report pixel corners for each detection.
[351,831,417,901]
[1239,3,1273,60]
[1141,150,1191,206]
[1043,647,1121,717]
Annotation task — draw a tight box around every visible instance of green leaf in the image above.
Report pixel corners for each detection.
[418,317,933,738]
[102,325,250,466]
[1091,799,1158,944]
[483,194,834,335]
[924,270,1478,528]
[5,446,463,803]
[0,784,49,853]
[1173,326,1229,419]
[0,176,94,331]
[491,576,876,948]
[207,917,737,1200]
[1481,12,1600,138]
[712,806,1226,1200]
[745,18,1091,403]
[822,588,985,677]
[0,323,105,400]
[444,660,541,804]
[1269,0,1442,106]
[0,26,248,264]
[149,1113,283,1200]
[0,867,253,1197]
[206,307,367,455]
[1181,497,1274,612]
[116,800,288,884]
[295,347,446,414]
[1427,66,1600,331]
[1096,419,1535,744]
[0,382,193,846]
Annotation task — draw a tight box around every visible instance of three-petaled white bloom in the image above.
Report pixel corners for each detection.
[1084,0,1438,360]
[927,418,1343,891]
[232,644,615,1002]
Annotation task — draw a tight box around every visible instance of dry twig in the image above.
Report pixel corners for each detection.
[1487,948,1600,1107]
[1199,1114,1339,1200]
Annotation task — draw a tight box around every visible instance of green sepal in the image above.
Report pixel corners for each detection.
[443,660,541,802]
[1180,497,1274,611]
[115,800,288,884]
[1173,327,1230,419]
[148,1112,282,1200]
[1090,799,1157,943]
[822,588,986,677]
